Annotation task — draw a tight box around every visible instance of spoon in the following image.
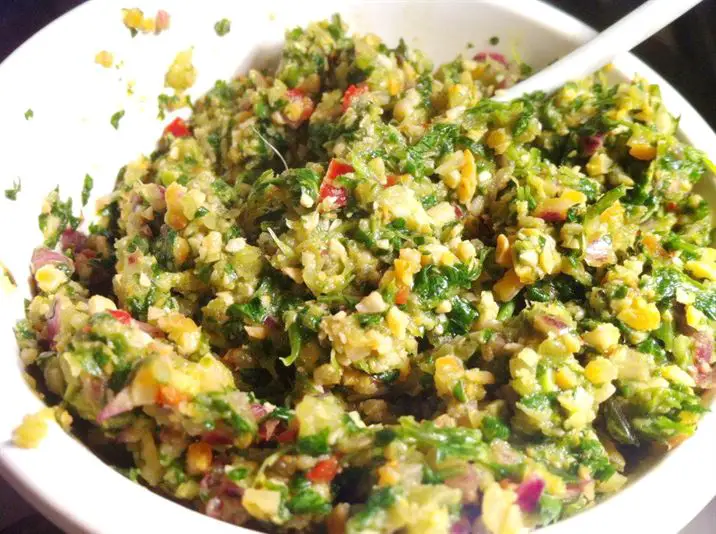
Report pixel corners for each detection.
[495,0,705,101]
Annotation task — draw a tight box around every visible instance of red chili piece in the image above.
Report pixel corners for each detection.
[342,83,369,113]
[163,117,191,138]
[285,88,315,124]
[318,160,353,208]
[109,310,132,325]
[307,457,339,483]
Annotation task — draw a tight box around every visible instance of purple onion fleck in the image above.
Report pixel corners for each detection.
[581,133,604,156]
[516,476,546,513]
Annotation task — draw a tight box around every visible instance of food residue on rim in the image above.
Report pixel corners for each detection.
[4,179,21,201]
[0,260,16,293]
[214,18,231,37]
[157,49,196,119]
[95,50,114,68]
[12,408,54,448]
[110,109,125,129]
[122,8,171,37]
[81,174,94,207]
[157,93,190,120]
[164,49,197,92]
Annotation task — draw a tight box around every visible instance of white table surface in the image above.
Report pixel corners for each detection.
[1,475,713,532]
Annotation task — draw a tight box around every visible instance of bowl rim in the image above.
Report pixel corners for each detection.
[0,1,714,533]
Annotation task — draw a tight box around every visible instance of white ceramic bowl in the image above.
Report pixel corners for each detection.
[0,1,714,533]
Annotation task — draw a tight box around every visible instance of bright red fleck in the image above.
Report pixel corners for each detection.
[318,184,348,208]
[318,160,353,209]
[395,286,410,305]
[163,117,190,138]
[307,457,340,483]
[155,10,170,32]
[325,159,354,181]
[285,89,314,126]
[581,133,604,156]
[342,83,369,113]
[536,210,565,222]
[276,428,297,443]
[201,430,234,446]
[666,202,679,212]
[109,310,132,325]
[385,175,399,187]
[454,204,464,218]
[474,51,508,66]
[516,477,546,513]
[155,384,186,407]
[60,229,88,252]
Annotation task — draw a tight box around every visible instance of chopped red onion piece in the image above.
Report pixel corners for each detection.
[581,133,604,156]
[155,9,170,31]
[46,299,62,344]
[692,331,715,388]
[202,429,234,446]
[97,388,135,423]
[536,209,565,222]
[60,229,88,252]
[31,247,74,274]
[451,519,472,534]
[585,236,612,267]
[258,419,281,442]
[474,51,508,66]
[533,314,569,335]
[564,479,590,499]
[516,476,545,513]
[250,403,269,420]
[693,331,713,367]
[264,316,280,329]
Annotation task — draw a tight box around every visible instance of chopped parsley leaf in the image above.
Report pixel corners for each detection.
[4,179,21,201]
[81,174,94,206]
[110,110,125,129]
[214,18,231,36]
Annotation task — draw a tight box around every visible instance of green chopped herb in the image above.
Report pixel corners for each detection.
[81,174,94,206]
[296,429,330,456]
[481,415,511,442]
[452,380,467,402]
[111,110,125,129]
[4,179,21,201]
[214,18,231,36]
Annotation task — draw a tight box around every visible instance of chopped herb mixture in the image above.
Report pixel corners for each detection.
[15,14,716,534]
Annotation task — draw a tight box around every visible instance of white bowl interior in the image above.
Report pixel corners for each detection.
[0,1,714,533]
